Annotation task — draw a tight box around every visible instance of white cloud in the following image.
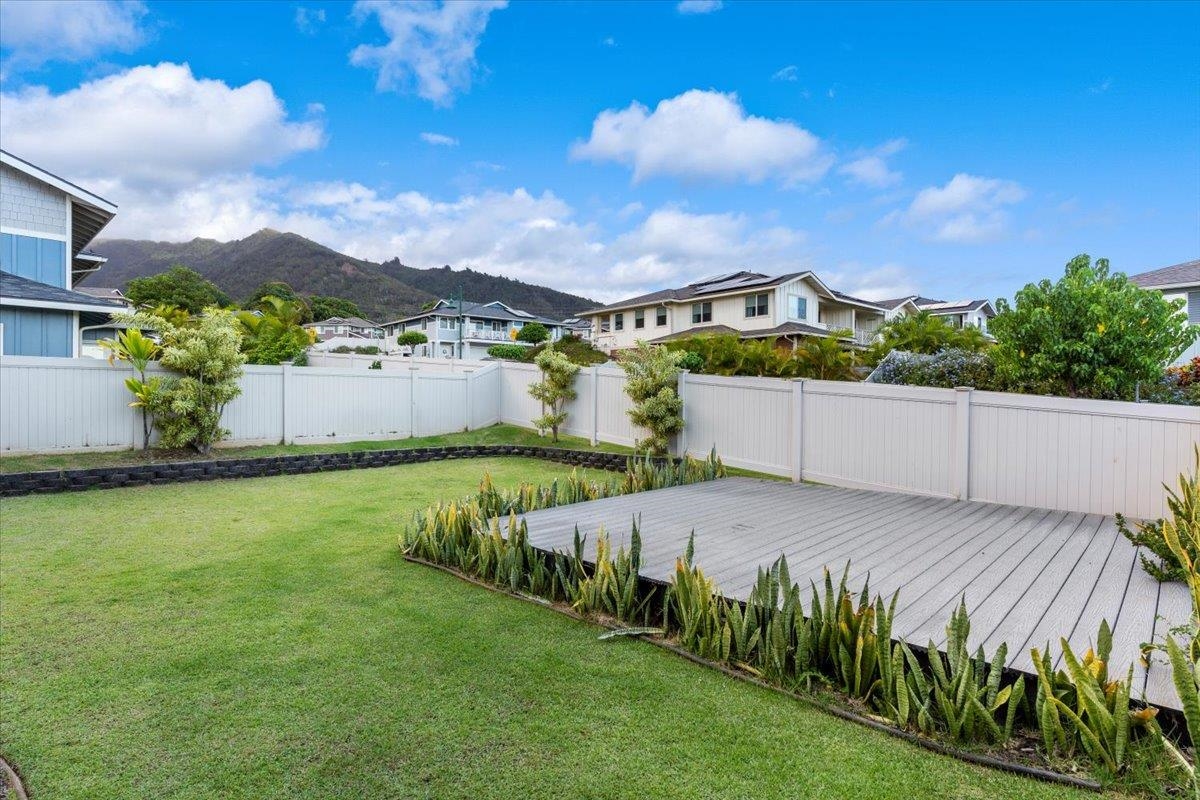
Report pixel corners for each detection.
[349,0,506,106]
[822,262,917,301]
[677,0,723,13]
[0,0,147,72]
[0,63,324,194]
[838,138,907,188]
[571,89,832,186]
[885,173,1028,243]
[1088,77,1112,95]
[602,36,616,47]
[420,131,459,146]
[771,65,799,82]
[294,6,326,35]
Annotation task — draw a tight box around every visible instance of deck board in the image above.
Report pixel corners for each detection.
[518,477,1182,711]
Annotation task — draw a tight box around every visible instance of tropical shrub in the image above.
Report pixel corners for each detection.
[1117,446,1199,582]
[809,566,891,701]
[868,348,999,389]
[1139,358,1200,406]
[665,333,858,380]
[353,345,381,355]
[865,310,988,366]
[516,322,549,344]
[236,295,314,365]
[1031,622,1157,774]
[990,255,1197,399]
[99,328,161,450]
[523,334,608,366]
[115,307,246,454]
[487,343,527,360]
[331,345,354,354]
[308,295,361,321]
[528,343,580,442]
[368,360,382,369]
[245,281,312,322]
[620,342,684,455]
[793,331,859,380]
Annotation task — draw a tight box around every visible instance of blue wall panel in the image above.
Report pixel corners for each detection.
[0,232,66,287]
[0,307,73,357]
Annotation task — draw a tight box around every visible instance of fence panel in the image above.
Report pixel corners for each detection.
[286,367,413,442]
[682,374,792,476]
[801,381,958,498]
[222,366,285,444]
[0,357,134,451]
[414,372,469,437]
[469,365,501,429]
[969,392,1200,518]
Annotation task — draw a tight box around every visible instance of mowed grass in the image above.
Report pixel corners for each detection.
[1,460,1090,799]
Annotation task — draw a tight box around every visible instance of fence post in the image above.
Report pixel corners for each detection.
[281,364,293,444]
[410,367,419,437]
[590,365,600,446]
[791,379,805,482]
[464,369,473,431]
[676,370,689,458]
[953,387,972,500]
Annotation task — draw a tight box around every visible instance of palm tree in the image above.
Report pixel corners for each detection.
[794,331,857,380]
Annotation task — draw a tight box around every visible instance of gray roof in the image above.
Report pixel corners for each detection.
[1129,259,1199,289]
[648,320,836,345]
[386,300,561,327]
[308,316,380,328]
[830,290,887,311]
[584,271,809,315]
[76,286,125,301]
[918,298,994,315]
[1,271,127,309]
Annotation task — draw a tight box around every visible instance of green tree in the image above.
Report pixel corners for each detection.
[236,296,314,365]
[245,282,313,323]
[528,343,580,442]
[308,295,361,321]
[990,254,1197,399]
[116,307,246,453]
[516,322,549,344]
[486,343,525,360]
[125,266,229,313]
[396,330,428,356]
[620,342,685,455]
[100,328,161,450]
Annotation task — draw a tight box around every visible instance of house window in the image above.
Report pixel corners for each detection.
[691,302,712,324]
[745,293,770,318]
[634,309,645,329]
[1190,291,1200,325]
[439,317,458,330]
[656,307,667,326]
[788,295,807,321]
[600,319,611,333]
[614,312,624,331]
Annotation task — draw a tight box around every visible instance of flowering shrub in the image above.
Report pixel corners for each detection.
[867,348,998,389]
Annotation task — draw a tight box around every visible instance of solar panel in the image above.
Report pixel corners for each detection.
[692,274,777,295]
[689,271,743,287]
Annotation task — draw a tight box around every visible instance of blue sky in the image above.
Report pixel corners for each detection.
[1,0,1197,304]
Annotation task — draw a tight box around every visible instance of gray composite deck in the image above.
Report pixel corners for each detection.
[518,477,1187,711]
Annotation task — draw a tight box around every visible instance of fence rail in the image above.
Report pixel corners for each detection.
[2,354,1195,517]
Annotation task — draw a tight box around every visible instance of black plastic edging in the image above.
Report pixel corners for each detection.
[0,445,673,498]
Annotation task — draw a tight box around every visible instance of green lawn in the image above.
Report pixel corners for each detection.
[1,459,1091,799]
[0,423,632,474]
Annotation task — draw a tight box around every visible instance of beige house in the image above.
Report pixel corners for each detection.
[583,271,891,354]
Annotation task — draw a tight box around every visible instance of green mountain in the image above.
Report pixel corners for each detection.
[88,229,598,321]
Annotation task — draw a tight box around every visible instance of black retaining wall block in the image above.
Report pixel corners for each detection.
[0,445,676,498]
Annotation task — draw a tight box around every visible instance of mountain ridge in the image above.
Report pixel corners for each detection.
[87,229,599,321]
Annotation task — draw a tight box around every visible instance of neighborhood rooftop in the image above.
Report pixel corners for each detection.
[1129,258,1200,289]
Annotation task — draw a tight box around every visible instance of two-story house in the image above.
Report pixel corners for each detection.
[876,295,996,334]
[381,300,566,359]
[0,150,127,357]
[305,316,384,341]
[583,271,892,354]
[1130,259,1200,366]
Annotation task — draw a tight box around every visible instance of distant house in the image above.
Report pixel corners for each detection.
[0,150,127,357]
[876,295,996,335]
[73,287,134,358]
[381,299,566,359]
[1129,258,1200,366]
[305,316,384,341]
[560,316,593,342]
[582,271,892,354]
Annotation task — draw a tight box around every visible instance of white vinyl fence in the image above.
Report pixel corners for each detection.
[2,354,1196,518]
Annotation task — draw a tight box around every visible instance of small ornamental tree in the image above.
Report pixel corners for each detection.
[397,330,428,355]
[125,266,229,313]
[116,307,246,453]
[620,341,684,455]
[990,254,1198,399]
[516,322,549,344]
[100,328,161,450]
[528,343,580,442]
[236,296,313,365]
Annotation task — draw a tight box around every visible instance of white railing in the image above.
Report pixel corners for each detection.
[2,354,1196,518]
